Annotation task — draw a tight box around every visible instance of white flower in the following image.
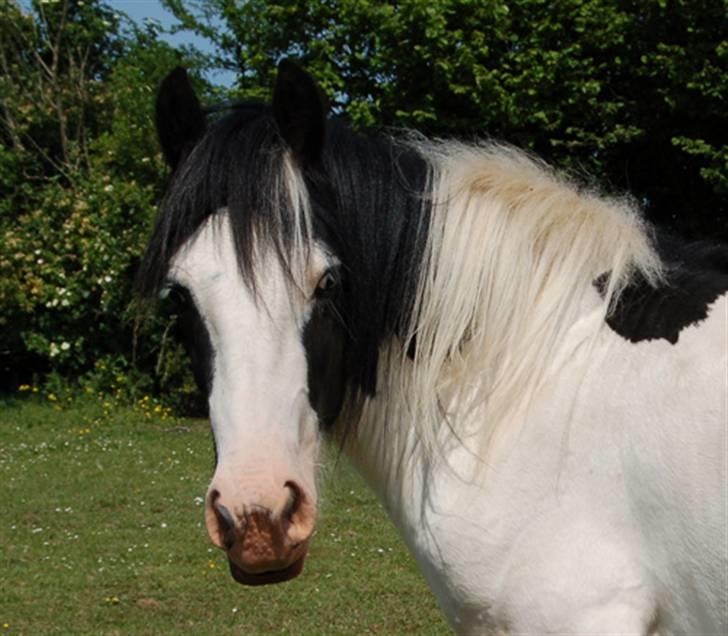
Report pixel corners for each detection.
[103,184,114,193]
[60,342,70,351]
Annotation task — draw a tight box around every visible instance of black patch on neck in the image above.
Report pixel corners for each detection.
[597,237,728,344]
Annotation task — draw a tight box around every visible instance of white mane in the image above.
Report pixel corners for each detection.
[392,141,664,460]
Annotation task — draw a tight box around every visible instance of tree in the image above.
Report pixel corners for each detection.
[0,0,205,406]
[0,0,123,183]
[164,0,728,239]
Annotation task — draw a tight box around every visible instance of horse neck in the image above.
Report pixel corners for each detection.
[392,141,664,460]
[336,339,475,488]
[336,349,433,515]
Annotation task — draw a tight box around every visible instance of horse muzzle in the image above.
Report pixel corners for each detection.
[205,479,316,585]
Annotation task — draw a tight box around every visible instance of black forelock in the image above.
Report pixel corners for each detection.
[136,101,299,299]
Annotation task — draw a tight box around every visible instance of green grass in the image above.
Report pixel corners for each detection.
[0,397,448,635]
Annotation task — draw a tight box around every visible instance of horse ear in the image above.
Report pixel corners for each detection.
[155,66,206,170]
[272,59,328,163]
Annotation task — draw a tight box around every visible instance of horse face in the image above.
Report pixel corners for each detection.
[151,61,345,584]
[167,213,338,584]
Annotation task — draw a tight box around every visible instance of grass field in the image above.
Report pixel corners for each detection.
[0,396,448,635]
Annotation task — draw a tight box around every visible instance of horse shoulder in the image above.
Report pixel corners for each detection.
[421,293,726,633]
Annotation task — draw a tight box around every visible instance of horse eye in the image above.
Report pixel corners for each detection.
[159,284,189,311]
[315,268,339,298]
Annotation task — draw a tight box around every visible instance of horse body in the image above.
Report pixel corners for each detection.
[139,62,728,633]
[351,289,726,633]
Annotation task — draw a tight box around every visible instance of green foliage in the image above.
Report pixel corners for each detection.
[0,0,123,182]
[1,174,152,368]
[167,0,728,239]
[0,1,207,407]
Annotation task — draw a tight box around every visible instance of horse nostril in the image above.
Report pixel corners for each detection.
[213,499,237,550]
[210,490,236,550]
[283,481,303,522]
[280,480,315,546]
[215,500,235,531]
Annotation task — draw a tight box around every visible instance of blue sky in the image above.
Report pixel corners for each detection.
[110,0,236,86]
[112,0,207,51]
[110,0,173,25]
[18,0,235,85]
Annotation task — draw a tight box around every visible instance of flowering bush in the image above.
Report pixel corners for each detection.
[1,166,205,410]
[2,175,150,366]
[0,2,208,413]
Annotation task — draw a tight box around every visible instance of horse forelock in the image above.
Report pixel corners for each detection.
[137,104,317,302]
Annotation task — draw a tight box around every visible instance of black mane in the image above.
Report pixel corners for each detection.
[137,102,288,297]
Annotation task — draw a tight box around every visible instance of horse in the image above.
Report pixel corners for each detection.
[137,61,727,634]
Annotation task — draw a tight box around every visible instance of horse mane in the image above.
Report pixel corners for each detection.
[392,140,664,458]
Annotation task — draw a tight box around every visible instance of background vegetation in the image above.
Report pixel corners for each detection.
[1,0,727,403]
